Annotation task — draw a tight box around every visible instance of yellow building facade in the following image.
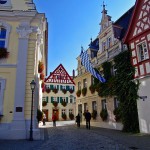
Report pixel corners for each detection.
[74,4,134,130]
[0,0,48,139]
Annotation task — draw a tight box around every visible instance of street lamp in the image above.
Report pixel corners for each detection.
[29,80,36,141]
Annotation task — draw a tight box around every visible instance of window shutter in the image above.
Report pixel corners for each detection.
[66,97,68,103]
[60,97,62,103]
[50,85,53,90]
[57,85,59,90]
[57,97,59,103]
[73,86,74,91]
[51,97,53,103]
[60,85,62,90]
[46,96,48,103]
[66,86,69,90]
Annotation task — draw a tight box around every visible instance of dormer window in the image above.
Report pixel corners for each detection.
[107,37,112,48]
[102,41,106,51]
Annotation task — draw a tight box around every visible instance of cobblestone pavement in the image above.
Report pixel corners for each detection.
[0,124,150,150]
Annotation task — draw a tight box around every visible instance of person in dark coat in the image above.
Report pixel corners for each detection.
[85,110,91,129]
[52,113,57,127]
[76,114,80,127]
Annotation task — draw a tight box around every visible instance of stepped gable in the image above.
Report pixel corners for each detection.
[45,64,75,84]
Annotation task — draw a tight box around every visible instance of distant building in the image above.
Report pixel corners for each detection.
[124,0,150,133]
[0,0,48,139]
[74,3,134,130]
[43,64,76,121]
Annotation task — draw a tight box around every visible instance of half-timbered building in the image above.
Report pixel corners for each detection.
[124,0,150,133]
[43,64,76,121]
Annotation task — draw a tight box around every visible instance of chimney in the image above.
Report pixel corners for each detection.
[72,69,75,79]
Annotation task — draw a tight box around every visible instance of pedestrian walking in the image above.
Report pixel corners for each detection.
[43,113,46,125]
[85,110,91,130]
[52,113,57,127]
[76,114,80,127]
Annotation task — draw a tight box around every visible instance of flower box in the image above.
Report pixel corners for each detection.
[0,48,9,59]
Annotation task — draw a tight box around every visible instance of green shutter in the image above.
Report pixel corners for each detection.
[57,85,59,90]
[60,85,62,90]
[57,97,59,103]
[66,97,68,103]
[66,86,69,91]
[60,97,62,103]
[51,97,53,103]
[46,97,48,103]
[50,85,53,90]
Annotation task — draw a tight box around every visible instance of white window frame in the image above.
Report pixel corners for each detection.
[0,21,11,49]
[114,97,119,109]
[0,78,6,115]
[78,82,81,90]
[107,36,112,48]
[137,41,149,62]
[69,109,73,114]
[53,97,57,102]
[83,78,87,88]
[101,99,106,110]
[62,109,66,114]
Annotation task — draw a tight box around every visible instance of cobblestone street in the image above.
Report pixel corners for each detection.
[0,122,150,150]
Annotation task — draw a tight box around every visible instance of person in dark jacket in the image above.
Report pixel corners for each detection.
[85,110,91,129]
[76,114,80,127]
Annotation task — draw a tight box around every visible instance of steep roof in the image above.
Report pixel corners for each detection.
[113,6,135,40]
[45,64,75,85]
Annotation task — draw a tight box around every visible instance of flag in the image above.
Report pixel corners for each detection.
[80,50,106,83]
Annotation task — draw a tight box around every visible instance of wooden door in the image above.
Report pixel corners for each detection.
[53,109,59,120]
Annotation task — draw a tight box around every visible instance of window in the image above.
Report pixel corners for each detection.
[84,103,88,111]
[101,99,106,109]
[0,27,6,48]
[111,65,117,76]
[91,76,95,85]
[102,41,106,51]
[92,101,97,110]
[83,78,87,88]
[114,97,119,109]
[108,37,112,48]
[0,21,11,49]
[69,109,73,114]
[53,97,57,102]
[62,109,66,114]
[137,41,149,61]
[78,82,81,90]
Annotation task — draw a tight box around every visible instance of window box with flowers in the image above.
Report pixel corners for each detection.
[82,87,87,96]
[69,89,74,94]
[92,110,97,120]
[69,113,74,120]
[113,107,121,122]
[53,101,58,107]
[53,88,58,94]
[62,113,67,120]
[89,84,95,94]
[62,89,67,94]
[61,100,67,107]
[76,90,81,97]
[0,48,9,59]
[38,61,44,73]
[46,88,51,93]
[42,101,47,107]
[100,109,108,121]
[40,73,45,80]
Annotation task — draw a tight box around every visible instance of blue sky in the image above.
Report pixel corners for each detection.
[34,0,135,76]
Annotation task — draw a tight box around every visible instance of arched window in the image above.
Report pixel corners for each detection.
[0,27,6,48]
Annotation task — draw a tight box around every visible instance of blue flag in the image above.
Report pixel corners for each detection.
[80,50,106,83]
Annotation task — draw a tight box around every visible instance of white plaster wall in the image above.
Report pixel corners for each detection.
[137,77,150,133]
